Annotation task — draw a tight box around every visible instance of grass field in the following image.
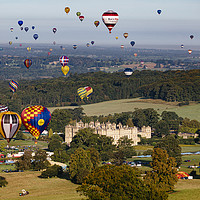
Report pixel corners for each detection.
[48,98,200,121]
[0,171,84,200]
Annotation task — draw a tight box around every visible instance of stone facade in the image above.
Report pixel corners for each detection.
[65,121,151,146]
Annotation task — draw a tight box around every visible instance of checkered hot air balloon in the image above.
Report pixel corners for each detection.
[102,10,119,33]
[21,105,51,140]
[59,56,69,66]
[0,111,21,143]
[9,80,19,93]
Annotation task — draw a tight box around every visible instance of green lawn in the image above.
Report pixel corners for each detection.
[0,171,84,200]
[48,98,200,121]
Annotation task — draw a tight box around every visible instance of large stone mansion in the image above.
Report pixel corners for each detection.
[65,121,151,146]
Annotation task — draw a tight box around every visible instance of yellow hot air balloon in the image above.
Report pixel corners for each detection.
[61,66,69,76]
[0,111,22,143]
[115,36,118,40]
[49,48,53,52]
[65,7,70,14]
[27,47,31,52]
[9,41,12,45]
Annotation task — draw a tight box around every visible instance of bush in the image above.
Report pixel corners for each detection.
[40,165,63,178]
[0,176,8,187]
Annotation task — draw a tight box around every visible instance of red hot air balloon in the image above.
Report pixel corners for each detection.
[24,59,32,69]
[79,16,84,22]
[59,56,69,66]
[102,10,119,33]
[188,49,192,54]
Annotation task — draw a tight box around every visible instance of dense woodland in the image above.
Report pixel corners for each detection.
[0,69,199,113]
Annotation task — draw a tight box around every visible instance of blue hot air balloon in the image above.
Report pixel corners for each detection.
[130,41,135,47]
[91,41,95,45]
[32,26,35,30]
[124,68,133,77]
[157,10,162,15]
[33,34,38,40]
[24,27,29,32]
[18,20,23,26]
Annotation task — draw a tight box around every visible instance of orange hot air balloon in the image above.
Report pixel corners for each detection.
[188,49,192,54]
[115,36,118,40]
[134,53,138,57]
[65,7,70,14]
[61,66,69,76]
[123,33,128,39]
[24,59,32,69]
[0,111,22,143]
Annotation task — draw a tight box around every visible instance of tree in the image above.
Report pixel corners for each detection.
[154,120,170,137]
[16,150,32,170]
[155,135,182,167]
[0,176,8,187]
[32,149,50,171]
[48,139,62,151]
[69,148,93,184]
[51,148,69,163]
[77,165,160,200]
[15,131,26,140]
[48,128,53,138]
[40,164,63,178]
[86,148,100,169]
[144,148,178,196]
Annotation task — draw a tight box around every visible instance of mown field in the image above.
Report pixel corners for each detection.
[48,98,200,121]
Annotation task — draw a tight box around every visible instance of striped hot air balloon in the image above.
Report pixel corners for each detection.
[0,105,8,113]
[77,87,87,99]
[124,68,133,76]
[24,59,32,69]
[102,10,119,33]
[9,80,19,93]
[59,56,69,66]
[0,111,21,143]
[21,105,51,140]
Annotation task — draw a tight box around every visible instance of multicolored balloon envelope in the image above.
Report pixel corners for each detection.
[0,106,8,113]
[124,68,133,76]
[102,10,119,33]
[65,7,70,14]
[59,56,69,66]
[24,59,32,69]
[21,105,51,140]
[85,86,93,99]
[79,16,84,22]
[77,87,87,99]
[9,80,19,93]
[0,111,22,143]
[61,66,69,76]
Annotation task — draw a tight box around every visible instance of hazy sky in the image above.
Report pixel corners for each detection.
[1,0,200,47]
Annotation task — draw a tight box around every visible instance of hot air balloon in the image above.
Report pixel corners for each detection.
[0,106,8,113]
[61,66,69,76]
[19,44,22,47]
[130,41,135,46]
[86,43,90,47]
[65,7,70,14]
[24,59,32,69]
[33,34,38,40]
[27,47,31,52]
[134,53,138,57]
[181,44,184,48]
[20,27,23,31]
[76,12,81,16]
[21,105,51,140]
[115,36,118,40]
[121,45,124,49]
[24,27,29,32]
[123,33,128,39]
[9,41,12,45]
[49,48,53,52]
[15,37,18,40]
[77,87,87,99]
[157,10,162,15]
[59,56,69,66]
[10,28,14,32]
[53,28,57,34]
[0,111,22,143]
[32,26,35,30]
[124,68,133,76]
[73,45,77,49]
[94,21,100,27]
[79,16,84,22]
[102,10,119,33]
[190,35,194,39]
[53,41,56,45]
[91,41,94,45]
[9,80,19,93]
[85,86,93,99]
[188,49,192,54]
[18,20,23,26]
[48,52,51,56]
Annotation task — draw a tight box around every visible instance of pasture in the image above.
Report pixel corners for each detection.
[48,98,200,121]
